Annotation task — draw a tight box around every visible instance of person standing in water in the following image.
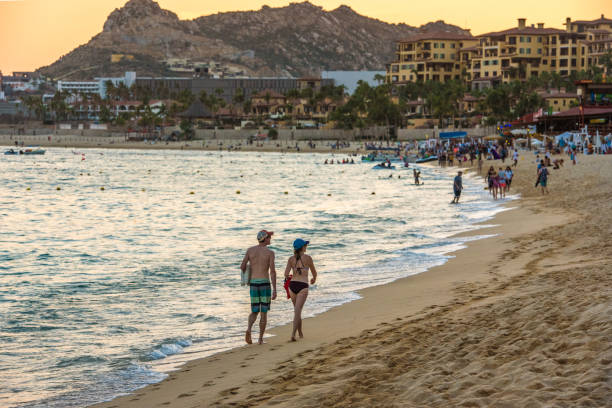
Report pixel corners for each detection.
[284,239,317,342]
[241,230,277,344]
[451,170,463,204]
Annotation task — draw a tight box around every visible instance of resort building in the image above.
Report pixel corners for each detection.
[386,32,478,84]
[471,19,587,88]
[538,89,580,113]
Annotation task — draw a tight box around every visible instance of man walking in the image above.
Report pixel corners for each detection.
[451,171,463,204]
[241,230,277,344]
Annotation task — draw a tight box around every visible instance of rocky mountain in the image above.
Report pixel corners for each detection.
[38,0,471,80]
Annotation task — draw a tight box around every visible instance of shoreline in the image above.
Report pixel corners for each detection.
[87,154,608,408]
[2,134,379,155]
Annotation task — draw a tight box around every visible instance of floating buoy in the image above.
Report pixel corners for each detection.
[26,187,31,191]
[100,187,105,191]
[236,190,241,194]
[56,187,61,190]
[87,173,90,176]
[80,173,83,176]
[284,191,288,195]
[141,188,146,192]
[327,193,331,196]
[240,175,244,178]
[371,192,375,195]
[189,191,195,195]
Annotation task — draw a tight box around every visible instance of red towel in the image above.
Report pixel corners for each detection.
[283,275,292,299]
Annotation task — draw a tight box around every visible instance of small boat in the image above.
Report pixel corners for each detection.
[415,155,437,163]
[372,164,396,170]
[22,147,45,155]
[4,149,18,155]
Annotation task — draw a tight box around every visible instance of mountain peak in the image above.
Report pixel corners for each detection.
[103,0,179,32]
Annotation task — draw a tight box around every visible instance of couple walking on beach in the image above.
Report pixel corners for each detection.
[240,230,318,344]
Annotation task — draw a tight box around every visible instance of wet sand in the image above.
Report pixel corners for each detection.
[88,154,611,408]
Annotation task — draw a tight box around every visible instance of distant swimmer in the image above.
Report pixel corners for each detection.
[241,230,277,344]
[284,238,317,342]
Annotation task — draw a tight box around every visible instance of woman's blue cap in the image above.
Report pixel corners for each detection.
[293,238,309,250]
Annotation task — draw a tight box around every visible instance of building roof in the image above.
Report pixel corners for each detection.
[586,29,612,34]
[551,106,612,118]
[252,89,286,99]
[460,45,479,51]
[463,94,484,102]
[178,100,213,118]
[569,16,612,25]
[539,92,579,99]
[478,26,570,38]
[399,31,475,43]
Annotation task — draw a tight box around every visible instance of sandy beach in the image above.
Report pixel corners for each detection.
[82,153,612,408]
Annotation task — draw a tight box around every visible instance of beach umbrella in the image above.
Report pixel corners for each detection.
[595,130,602,148]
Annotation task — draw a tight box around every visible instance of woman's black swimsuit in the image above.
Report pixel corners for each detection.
[289,280,309,294]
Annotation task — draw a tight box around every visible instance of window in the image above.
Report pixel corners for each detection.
[493,71,497,76]
[520,36,524,43]
[560,59,568,67]
[554,100,558,104]
[484,60,489,66]
[551,59,556,67]
[434,54,438,59]
[492,60,498,65]
[439,53,445,59]
[527,48,531,54]
[392,76,398,82]
[571,59,577,67]
[485,71,489,77]
[451,43,456,48]
[563,100,566,106]
[538,48,542,54]
[402,75,406,81]
[520,48,525,54]
[571,47,577,56]
[538,36,542,43]
[440,43,445,48]
[527,36,531,43]
[434,43,438,48]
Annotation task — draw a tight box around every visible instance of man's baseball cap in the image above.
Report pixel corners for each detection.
[257,230,274,242]
[293,238,309,250]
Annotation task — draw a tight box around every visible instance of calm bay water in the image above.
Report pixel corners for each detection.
[0,147,511,407]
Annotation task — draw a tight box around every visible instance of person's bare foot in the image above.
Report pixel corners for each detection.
[258,338,265,345]
[290,337,297,342]
[245,331,252,344]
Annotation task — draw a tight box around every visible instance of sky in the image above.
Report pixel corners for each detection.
[0,0,610,75]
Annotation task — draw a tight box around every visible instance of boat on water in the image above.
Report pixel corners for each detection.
[415,155,437,163]
[4,147,46,155]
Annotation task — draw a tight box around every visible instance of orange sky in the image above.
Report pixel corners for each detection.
[0,0,610,75]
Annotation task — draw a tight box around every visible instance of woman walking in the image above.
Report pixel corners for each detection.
[284,238,317,342]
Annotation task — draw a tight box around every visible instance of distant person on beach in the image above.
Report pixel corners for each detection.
[513,149,519,167]
[536,165,550,195]
[413,169,421,185]
[451,171,463,204]
[284,238,317,342]
[241,230,277,345]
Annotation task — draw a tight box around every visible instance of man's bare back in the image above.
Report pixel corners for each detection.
[242,245,276,281]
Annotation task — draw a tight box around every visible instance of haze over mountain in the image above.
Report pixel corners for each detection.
[37,0,471,80]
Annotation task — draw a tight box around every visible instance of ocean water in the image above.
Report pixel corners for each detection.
[0,148,513,407]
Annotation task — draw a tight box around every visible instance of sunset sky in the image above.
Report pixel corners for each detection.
[0,0,610,75]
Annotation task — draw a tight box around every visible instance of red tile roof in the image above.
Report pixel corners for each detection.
[399,32,475,42]
[478,27,571,37]
[570,16,612,25]
[252,89,286,99]
[551,106,612,118]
